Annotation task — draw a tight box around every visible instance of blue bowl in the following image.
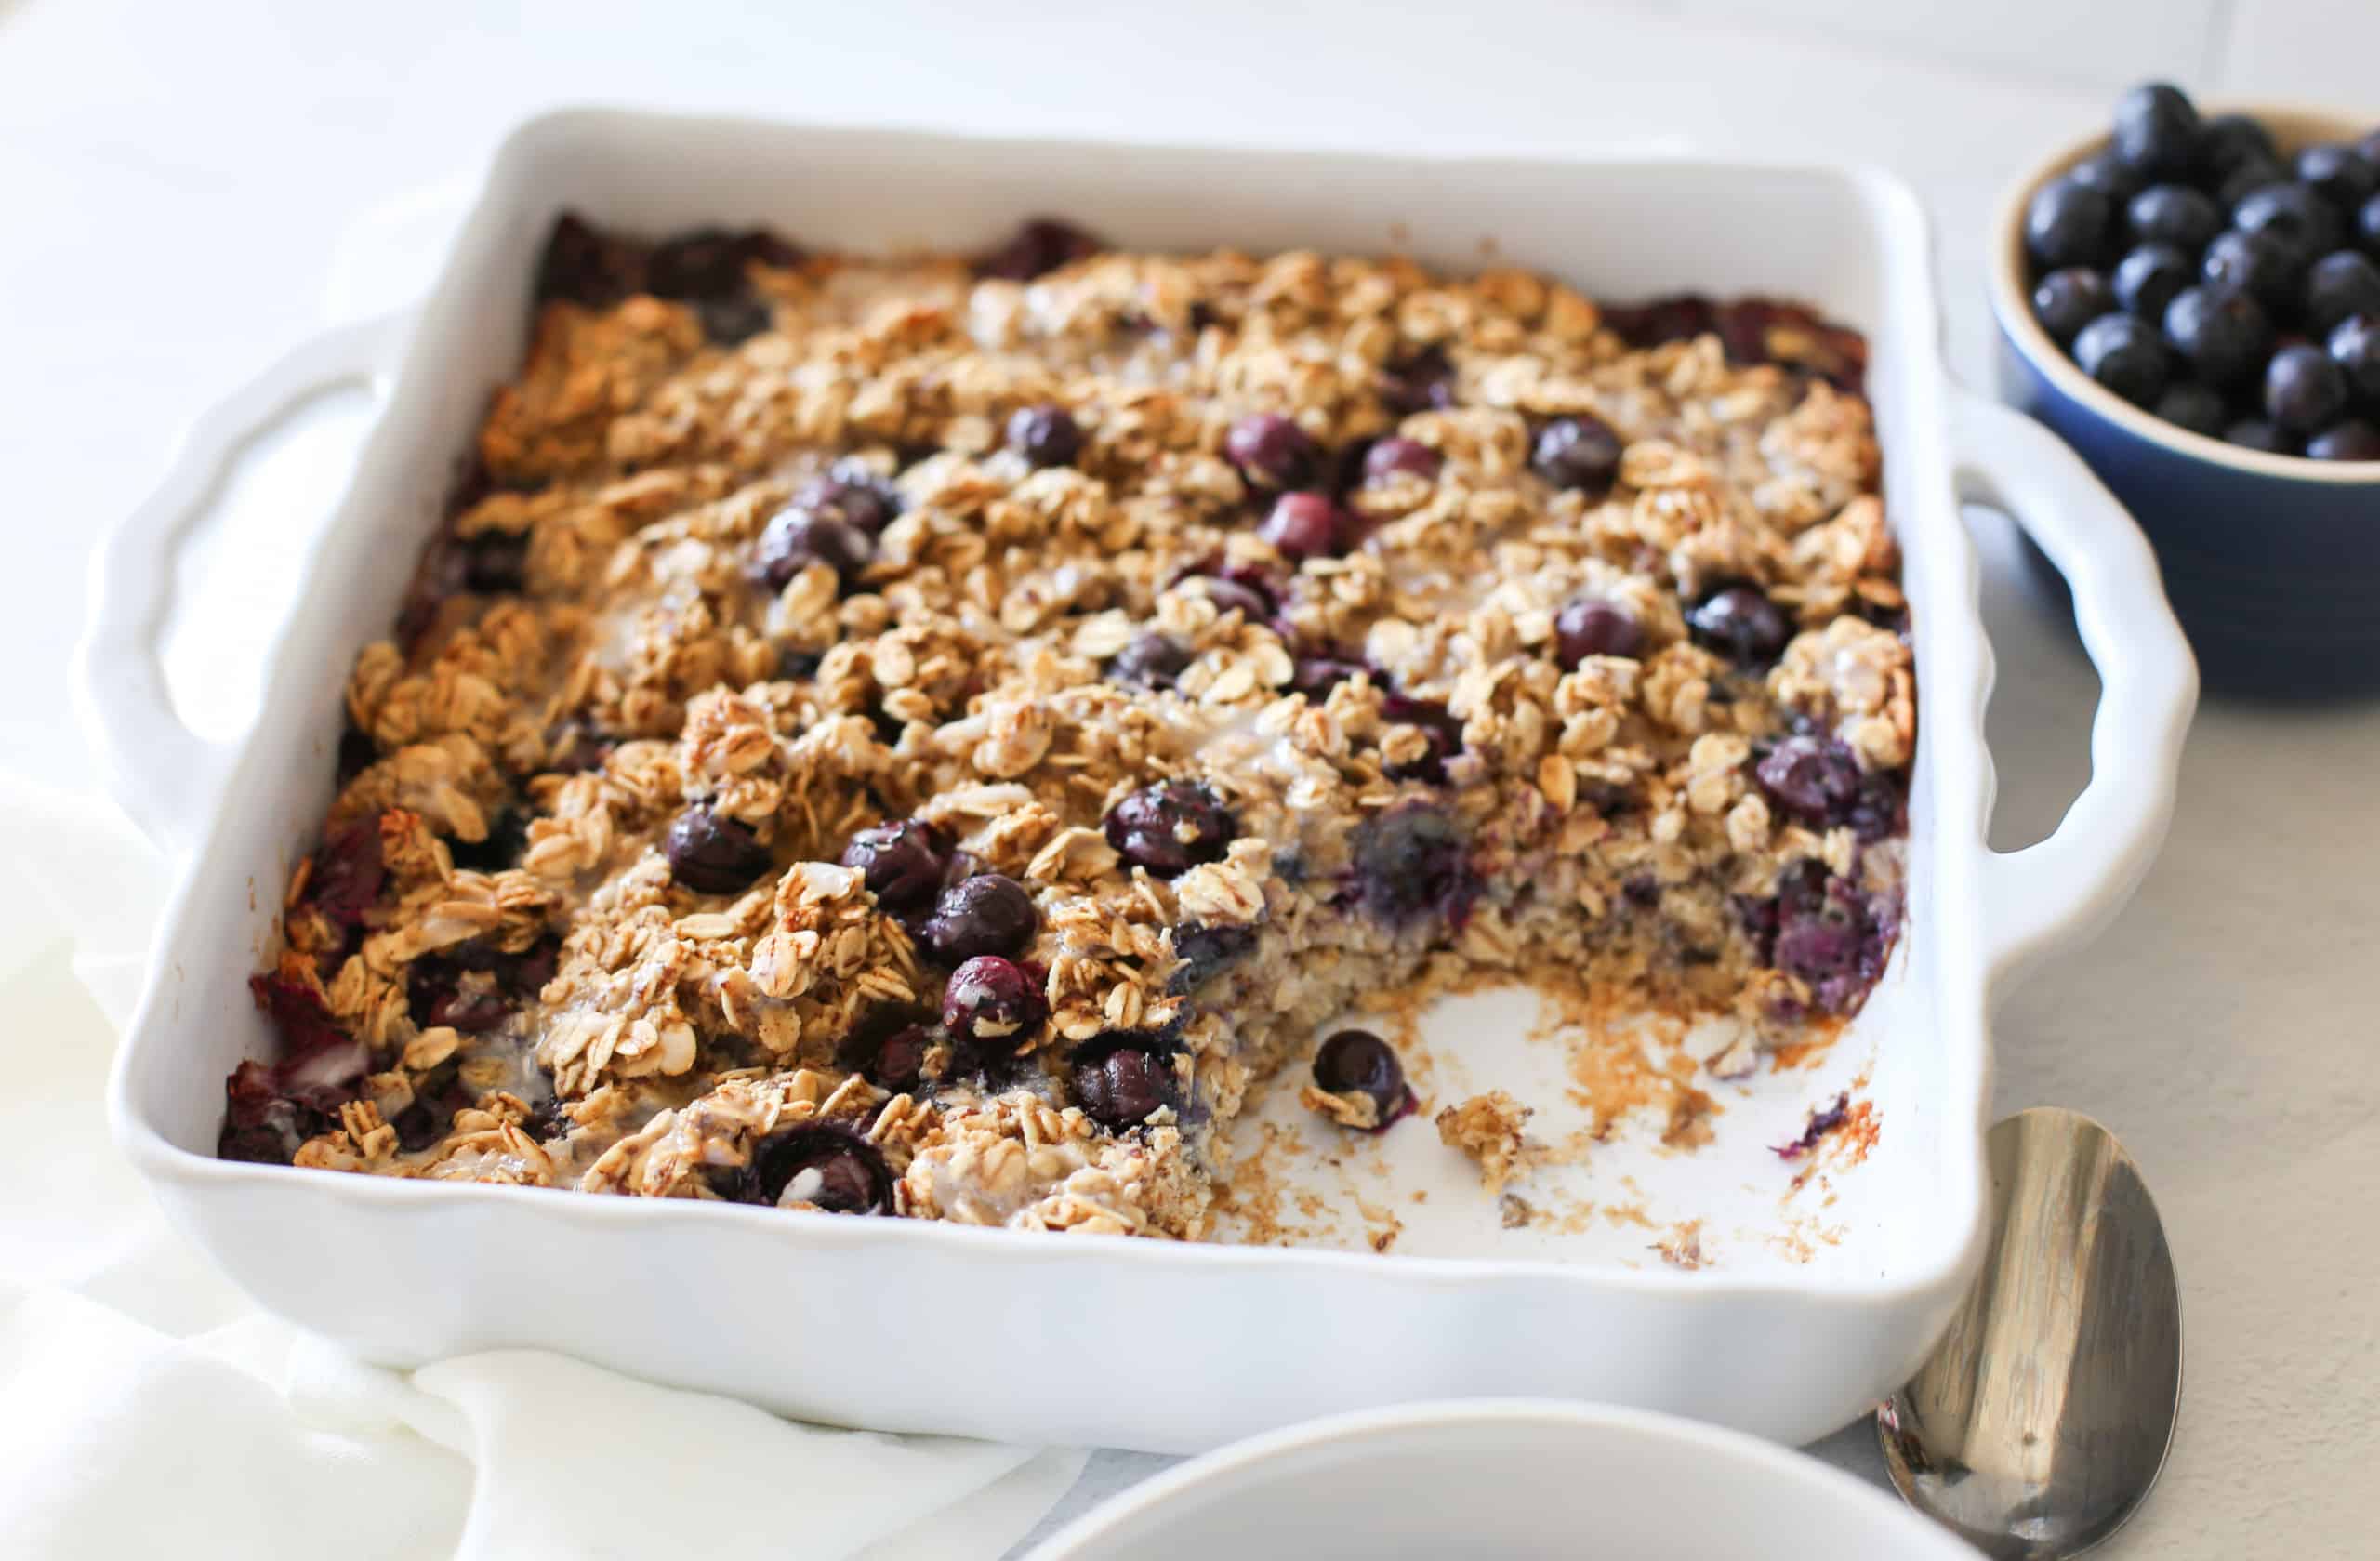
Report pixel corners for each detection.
[1990,104,2380,700]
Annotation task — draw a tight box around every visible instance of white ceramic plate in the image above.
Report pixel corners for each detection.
[1025,1399,1981,1559]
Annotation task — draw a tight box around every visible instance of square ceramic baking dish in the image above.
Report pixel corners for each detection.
[76,110,2196,1453]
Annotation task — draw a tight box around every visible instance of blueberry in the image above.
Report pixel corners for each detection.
[404,940,553,1035]
[1225,413,1322,490]
[218,1058,335,1165]
[646,226,800,299]
[840,820,946,914]
[1603,294,1716,350]
[534,213,648,308]
[1554,597,1646,667]
[2073,313,2170,406]
[2112,83,2202,181]
[793,459,903,536]
[1107,631,1192,690]
[753,508,873,590]
[2305,251,2380,337]
[848,1016,932,1092]
[1770,872,1895,1014]
[1312,1030,1413,1131]
[1379,347,1458,415]
[1686,584,1792,664]
[2296,145,2380,214]
[977,217,1101,281]
[2113,245,2195,322]
[2162,284,2273,389]
[2126,185,2222,253]
[1350,803,1478,927]
[1192,575,1275,624]
[734,1127,892,1214]
[2202,229,2306,314]
[2153,382,2228,438]
[1168,921,1257,994]
[1379,693,1464,784]
[2200,114,2279,182]
[2267,344,2350,435]
[463,532,529,594]
[666,807,774,894]
[1007,403,1083,468]
[306,819,386,928]
[1363,436,1440,483]
[1259,492,1346,561]
[2361,193,2380,259]
[1071,1039,1174,1130]
[447,807,530,874]
[336,724,378,784]
[2234,183,2340,263]
[1290,653,1368,698]
[1530,415,1625,496]
[919,874,1038,964]
[940,955,1046,1052]
[2217,154,2292,207]
[2065,152,2143,203]
[2033,268,2115,345]
[696,294,774,347]
[2330,313,2380,401]
[2307,420,2380,461]
[1105,779,1236,877]
[1753,734,1864,827]
[2026,179,2113,271]
[2223,418,2295,454]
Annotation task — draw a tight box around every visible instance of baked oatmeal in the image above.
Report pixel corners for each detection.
[218,214,1912,1240]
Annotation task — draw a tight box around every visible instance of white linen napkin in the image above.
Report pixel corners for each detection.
[0,773,1085,1561]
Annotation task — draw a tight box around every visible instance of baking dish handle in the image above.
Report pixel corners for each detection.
[73,311,413,856]
[1950,390,2198,988]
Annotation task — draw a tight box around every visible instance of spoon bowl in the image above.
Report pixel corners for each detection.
[1878,1107,2181,1559]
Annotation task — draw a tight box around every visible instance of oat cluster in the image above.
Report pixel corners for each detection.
[221,216,1912,1242]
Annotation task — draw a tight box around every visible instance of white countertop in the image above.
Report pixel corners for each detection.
[5,1,2376,1554]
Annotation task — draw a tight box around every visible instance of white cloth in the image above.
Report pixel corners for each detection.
[0,775,1084,1560]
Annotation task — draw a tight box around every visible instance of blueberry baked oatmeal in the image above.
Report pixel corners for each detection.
[219,214,1912,1240]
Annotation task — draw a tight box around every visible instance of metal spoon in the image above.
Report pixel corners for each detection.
[1876,1107,2181,1560]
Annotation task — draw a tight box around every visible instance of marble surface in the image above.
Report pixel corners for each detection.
[5,2,2376,1554]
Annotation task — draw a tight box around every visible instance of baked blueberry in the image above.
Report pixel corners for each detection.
[535,213,648,307]
[1380,693,1464,784]
[1351,803,1478,927]
[1106,631,1192,690]
[919,874,1038,964]
[1312,1030,1413,1131]
[2307,420,2380,461]
[850,1017,932,1092]
[1290,653,1368,698]
[978,217,1100,281]
[2162,284,2273,388]
[2202,229,2307,314]
[1686,584,1792,664]
[306,819,386,929]
[2223,417,2294,454]
[2153,382,2228,439]
[1071,1040,1174,1130]
[2126,185,2222,254]
[1007,403,1083,468]
[2296,145,2380,214]
[2113,245,2195,322]
[2065,151,2143,202]
[2111,83,2202,182]
[939,955,1046,1052]
[696,294,774,348]
[753,507,874,590]
[1603,294,1716,350]
[2073,314,2169,406]
[2234,183,2341,263]
[1379,347,1458,415]
[1363,436,1440,483]
[1225,413,1322,490]
[1193,575,1275,624]
[1259,492,1346,561]
[2200,114,2279,183]
[736,1127,892,1214]
[2267,344,2350,435]
[2330,313,2380,401]
[463,532,529,595]
[1105,778,1236,877]
[792,460,903,536]
[1530,415,1624,496]
[665,807,774,894]
[2025,179,2115,271]
[1554,597,1646,667]
[840,820,946,914]
[2033,268,2116,345]
[646,226,800,299]
[1168,921,1257,993]
[2305,251,2380,337]
[447,808,530,874]
[1753,734,1864,827]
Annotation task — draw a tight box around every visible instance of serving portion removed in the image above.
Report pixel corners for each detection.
[222,212,1914,1243]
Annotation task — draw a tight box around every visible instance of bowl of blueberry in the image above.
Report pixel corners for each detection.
[1992,84,2380,696]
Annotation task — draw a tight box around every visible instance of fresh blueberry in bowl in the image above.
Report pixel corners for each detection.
[2126,185,2222,254]
[2202,228,2307,314]
[2330,313,2380,400]
[2065,151,2143,202]
[2161,284,2272,388]
[2033,268,2115,345]
[2266,343,2349,436]
[2217,154,2292,205]
[2307,420,2380,461]
[2233,183,2340,264]
[2360,192,2380,258]
[2304,251,2380,337]
[2025,179,2116,271]
[2152,382,2228,439]
[2222,417,2295,455]
[2294,144,2380,215]
[2201,113,2280,183]
[2110,83,2202,181]
[2072,313,2170,406]
[2112,245,2194,322]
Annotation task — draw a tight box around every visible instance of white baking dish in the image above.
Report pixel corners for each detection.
[76,111,2196,1453]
